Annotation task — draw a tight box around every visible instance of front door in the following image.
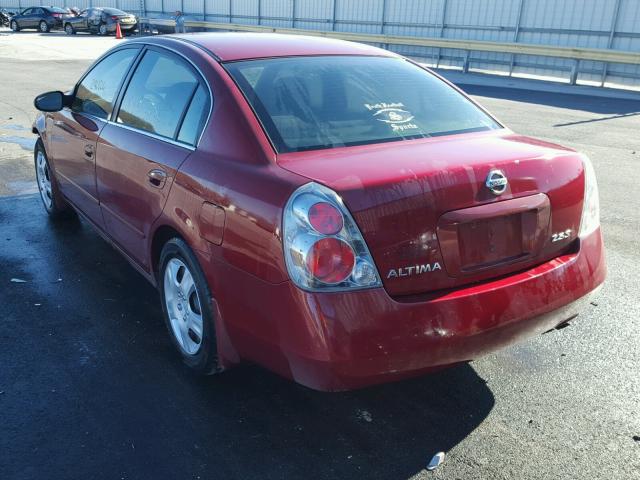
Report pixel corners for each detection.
[48,46,140,227]
[96,47,210,268]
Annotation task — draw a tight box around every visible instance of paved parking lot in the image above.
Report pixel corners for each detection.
[1,30,639,480]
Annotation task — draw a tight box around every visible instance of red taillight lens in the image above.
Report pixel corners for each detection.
[308,202,344,235]
[306,238,355,284]
[52,13,61,17]
[111,15,119,20]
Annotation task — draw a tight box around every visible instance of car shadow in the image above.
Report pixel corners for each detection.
[0,194,494,480]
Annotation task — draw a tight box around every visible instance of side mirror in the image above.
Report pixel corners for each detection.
[34,91,68,112]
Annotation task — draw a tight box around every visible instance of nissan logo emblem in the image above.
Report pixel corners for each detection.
[485,169,508,195]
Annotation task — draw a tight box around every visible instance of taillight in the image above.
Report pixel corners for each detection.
[306,238,355,284]
[111,15,119,20]
[579,155,600,237]
[283,182,381,292]
[52,13,61,18]
[308,202,343,235]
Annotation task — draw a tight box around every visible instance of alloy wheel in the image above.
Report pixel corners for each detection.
[39,21,47,32]
[10,20,17,31]
[35,150,53,210]
[163,258,204,356]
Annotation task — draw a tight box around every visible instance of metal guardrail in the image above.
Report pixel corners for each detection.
[142,18,640,84]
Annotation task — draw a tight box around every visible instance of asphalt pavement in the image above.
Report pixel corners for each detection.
[1,31,639,480]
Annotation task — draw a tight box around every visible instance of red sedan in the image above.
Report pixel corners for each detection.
[32,33,605,391]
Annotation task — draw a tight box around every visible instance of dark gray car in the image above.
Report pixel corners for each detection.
[10,6,72,33]
[64,7,137,35]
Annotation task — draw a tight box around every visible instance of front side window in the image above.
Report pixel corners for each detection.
[226,56,501,153]
[72,48,138,120]
[117,50,201,140]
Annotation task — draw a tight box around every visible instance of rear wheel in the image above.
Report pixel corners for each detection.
[39,20,50,33]
[64,23,75,35]
[98,22,107,35]
[159,238,220,374]
[34,139,73,219]
[10,20,19,31]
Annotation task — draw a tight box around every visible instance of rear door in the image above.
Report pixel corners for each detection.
[48,46,140,227]
[95,46,211,268]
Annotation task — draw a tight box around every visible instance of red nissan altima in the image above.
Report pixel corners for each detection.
[32,33,605,391]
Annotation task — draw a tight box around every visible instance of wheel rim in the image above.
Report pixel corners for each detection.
[11,21,16,30]
[100,24,106,34]
[36,150,53,209]
[164,258,203,356]
[65,25,71,33]
[40,22,47,32]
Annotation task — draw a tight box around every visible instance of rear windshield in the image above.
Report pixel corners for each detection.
[48,7,69,13]
[226,56,501,153]
[102,8,127,15]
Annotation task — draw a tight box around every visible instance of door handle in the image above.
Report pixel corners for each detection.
[84,144,94,158]
[147,169,167,188]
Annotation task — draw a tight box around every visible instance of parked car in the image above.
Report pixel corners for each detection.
[10,6,73,32]
[64,7,137,35]
[31,33,605,391]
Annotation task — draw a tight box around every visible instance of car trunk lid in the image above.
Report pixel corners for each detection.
[277,130,585,297]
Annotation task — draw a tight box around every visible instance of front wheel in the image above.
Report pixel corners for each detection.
[159,238,221,374]
[64,23,75,35]
[34,139,73,219]
[10,20,19,31]
[39,20,50,33]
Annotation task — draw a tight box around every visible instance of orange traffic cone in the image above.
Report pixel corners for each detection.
[115,22,123,39]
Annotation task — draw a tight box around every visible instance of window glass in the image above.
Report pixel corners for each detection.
[117,50,199,139]
[72,48,138,120]
[49,7,68,13]
[102,8,126,15]
[21,8,32,15]
[226,56,501,153]
[177,84,210,145]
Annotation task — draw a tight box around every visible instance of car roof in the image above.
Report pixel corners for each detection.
[160,32,397,62]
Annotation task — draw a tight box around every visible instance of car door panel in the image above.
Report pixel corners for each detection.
[48,110,106,227]
[96,125,191,267]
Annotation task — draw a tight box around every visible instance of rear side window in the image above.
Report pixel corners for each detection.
[177,85,210,145]
[226,56,501,153]
[72,48,138,120]
[117,50,201,140]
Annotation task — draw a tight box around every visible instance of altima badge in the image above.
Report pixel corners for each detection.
[387,262,442,279]
[485,169,508,195]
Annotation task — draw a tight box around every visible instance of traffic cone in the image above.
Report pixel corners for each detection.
[115,21,123,39]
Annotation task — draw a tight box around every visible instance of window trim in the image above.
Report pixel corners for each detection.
[110,44,213,149]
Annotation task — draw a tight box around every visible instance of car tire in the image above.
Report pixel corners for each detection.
[64,23,75,35]
[34,139,74,219]
[159,238,221,375]
[98,23,107,35]
[39,20,50,33]
[10,20,19,31]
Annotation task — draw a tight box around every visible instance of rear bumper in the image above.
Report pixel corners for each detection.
[207,228,606,391]
[107,22,137,32]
